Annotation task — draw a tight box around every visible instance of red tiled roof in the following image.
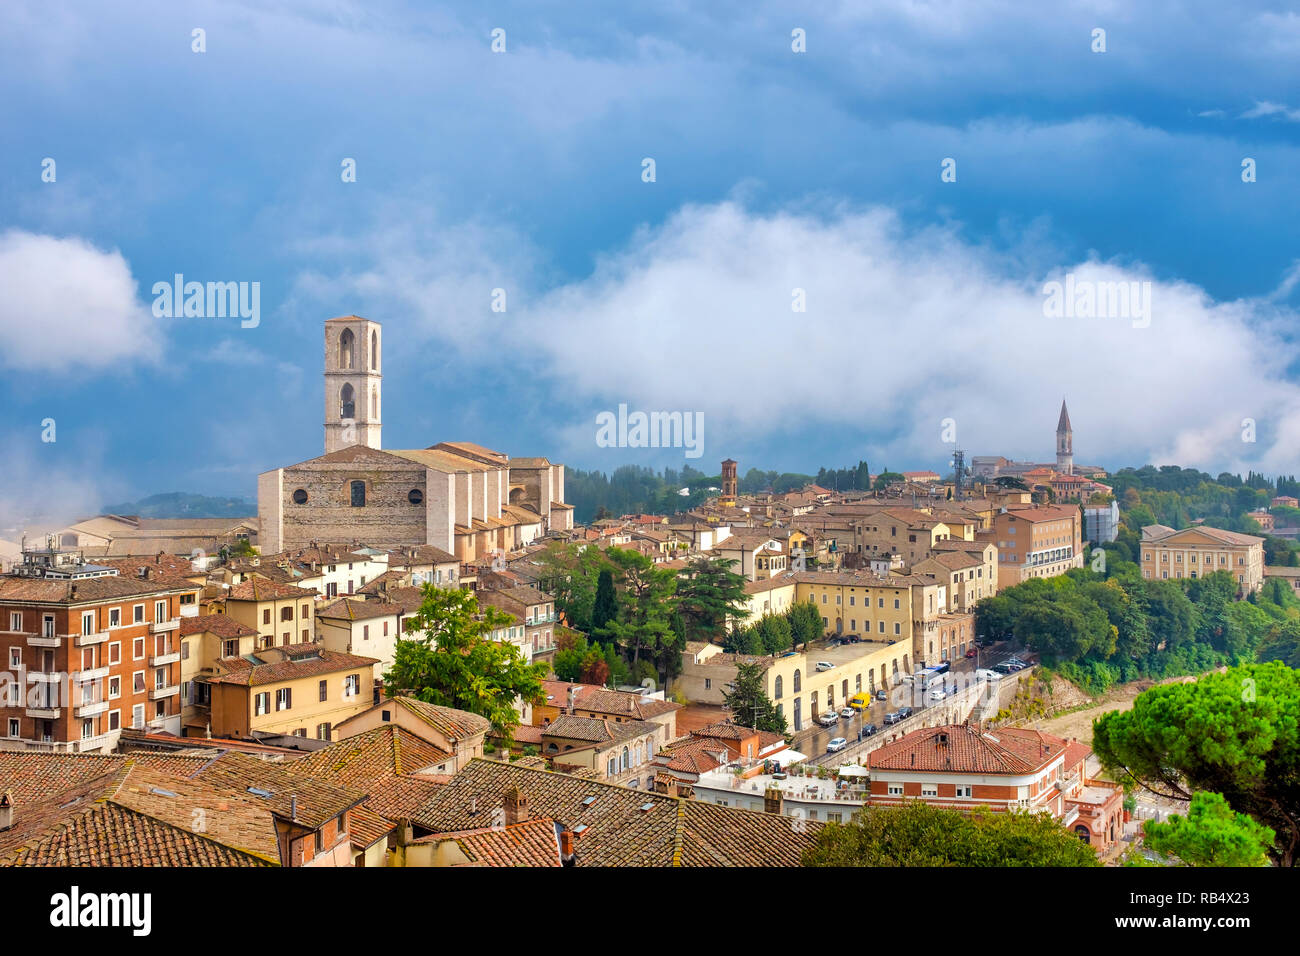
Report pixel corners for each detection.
[869,724,1068,775]
[179,613,257,638]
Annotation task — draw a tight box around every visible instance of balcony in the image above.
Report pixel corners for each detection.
[149,683,180,700]
[150,651,181,667]
[28,671,61,684]
[75,700,109,718]
[26,633,60,648]
[1062,807,1080,828]
[25,706,61,719]
[13,733,113,754]
[74,666,110,682]
[75,631,108,647]
[149,619,180,634]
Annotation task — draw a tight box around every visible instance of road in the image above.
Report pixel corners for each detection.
[792,641,1030,758]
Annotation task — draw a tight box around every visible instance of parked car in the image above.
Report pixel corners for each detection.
[965,647,978,659]
[862,723,879,737]
[976,668,1002,682]
[849,693,871,711]
[827,737,848,754]
[898,706,914,719]
[817,710,840,727]
[815,661,835,672]
[883,711,901,725]
[929,687,948,701]
[839,707,855,719]
[874,689,887,701]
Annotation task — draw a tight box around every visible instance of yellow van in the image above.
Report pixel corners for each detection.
[849,693,870,711]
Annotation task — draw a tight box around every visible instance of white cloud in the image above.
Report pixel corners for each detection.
[0,230,163,372]
[1240,100,1300,121]
[299,198,1300,477]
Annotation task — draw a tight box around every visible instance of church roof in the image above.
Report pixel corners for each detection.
[1057,400,1072,433]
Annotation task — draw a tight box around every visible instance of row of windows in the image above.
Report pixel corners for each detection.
[8,634,178,671]
[291,485,424,507]
[1144,551,1245,566]
[1144,570,1248,583]
[818,593,903,609]
[8,601,172,635]
[605,741,654,777]
[252,675,362,715]
[264,604,313,625]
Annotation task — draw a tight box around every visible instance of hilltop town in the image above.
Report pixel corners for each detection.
[0,317,1289,870]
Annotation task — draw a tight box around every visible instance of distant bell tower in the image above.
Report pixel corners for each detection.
[1055,399,1073,475]
[721,458,738,504]
[324,316,382,454]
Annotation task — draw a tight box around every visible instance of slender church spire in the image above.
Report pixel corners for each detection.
[1055,399,1073,475]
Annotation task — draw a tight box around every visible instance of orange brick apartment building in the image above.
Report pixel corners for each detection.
[0,544,196,752]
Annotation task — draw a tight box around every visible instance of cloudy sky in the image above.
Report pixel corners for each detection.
[2,0,1299,519]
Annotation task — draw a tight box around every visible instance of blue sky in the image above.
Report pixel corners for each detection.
[2,0,1299,522]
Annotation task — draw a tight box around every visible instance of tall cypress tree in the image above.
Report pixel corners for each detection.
[592,568,618,635]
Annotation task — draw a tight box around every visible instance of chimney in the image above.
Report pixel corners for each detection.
[503,786,529,826]
[290,795,298,822]
[763,786,784,816]
[558,827,576,866]
[0,791,13,831]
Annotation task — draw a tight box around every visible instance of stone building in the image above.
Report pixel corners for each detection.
[258,317,573,558]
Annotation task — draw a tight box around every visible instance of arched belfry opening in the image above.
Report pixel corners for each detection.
[339,328,355,370]
[324,317,382,454]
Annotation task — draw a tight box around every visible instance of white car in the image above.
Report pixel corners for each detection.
[817,710,840,727]
[826,737,848,753]
[815,661,835,672]
[929,687,948,701]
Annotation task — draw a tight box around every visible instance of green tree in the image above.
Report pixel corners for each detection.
[1143,791,1275,867]
[383,584,547,737]
[722,660,787,734]
[675,556,749,643]
[597,548,678,680]
[787,600,825,647]
[1093,662,1300,866]
[533,541,610,633]
[755,613,794,656]
[592,567,619,634]
[803,801,1100,867]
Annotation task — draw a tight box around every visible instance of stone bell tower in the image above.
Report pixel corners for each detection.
[324,316,382,454]
[1055,399,1073,476]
